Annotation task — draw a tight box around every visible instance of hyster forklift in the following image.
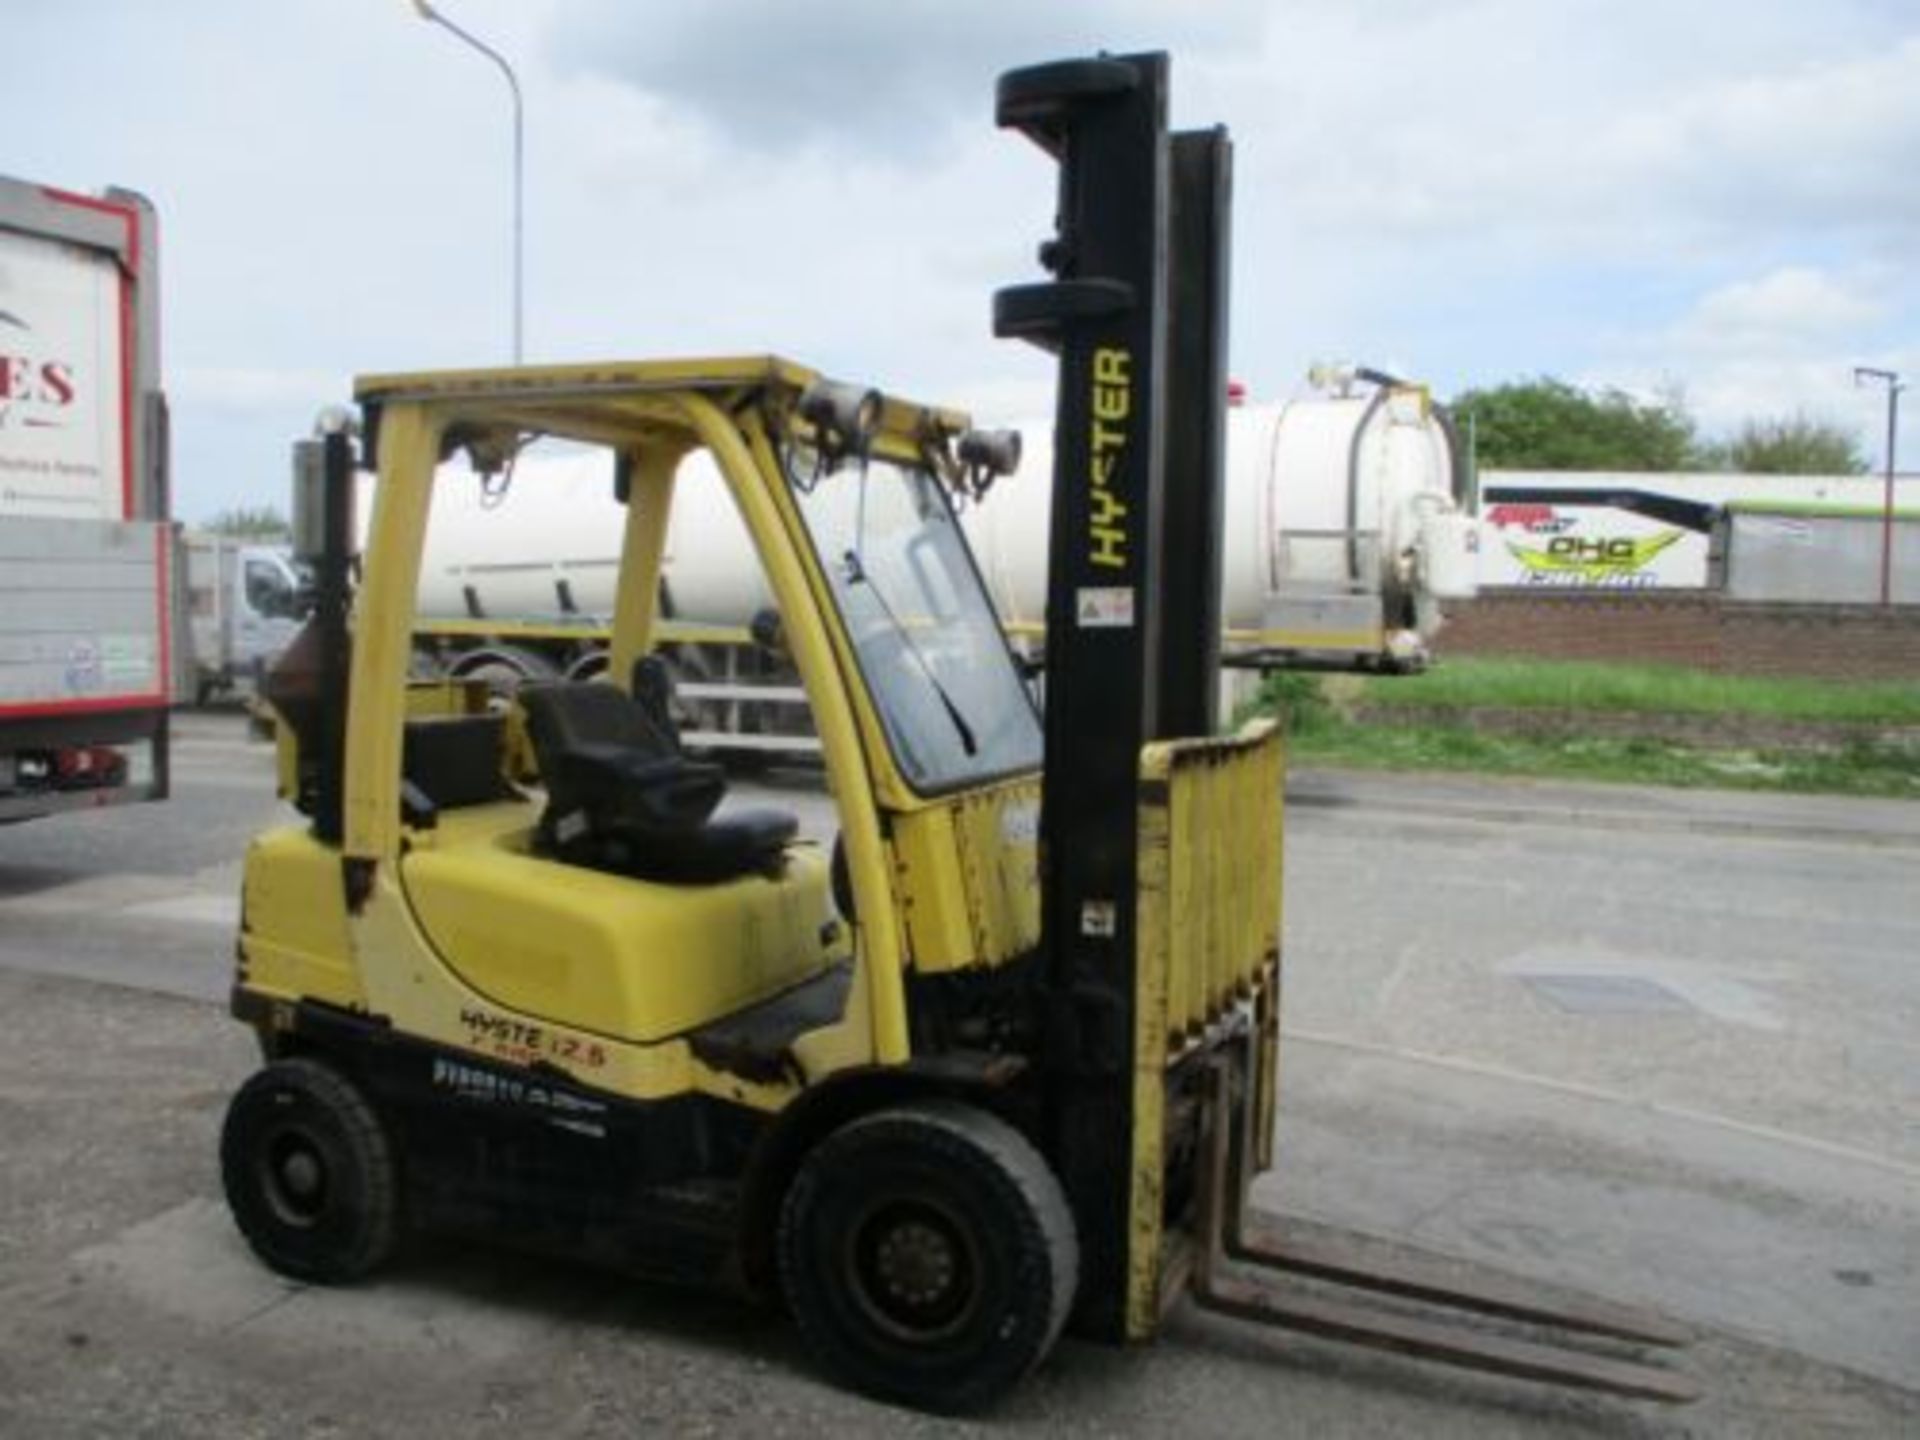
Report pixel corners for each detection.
[222,53,1694,1412]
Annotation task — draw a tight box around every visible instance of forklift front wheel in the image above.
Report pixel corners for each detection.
[778,1100,1078,1413]
[220,1058,399,1284]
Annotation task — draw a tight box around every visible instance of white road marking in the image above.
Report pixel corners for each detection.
[1283,1026,1920,1185]
[7,870,241,930]
[123,892,240,928]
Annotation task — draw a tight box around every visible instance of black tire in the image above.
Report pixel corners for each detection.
[220,1058,399,1284]
[449,644,558,704]
[778,1100,1078,1413]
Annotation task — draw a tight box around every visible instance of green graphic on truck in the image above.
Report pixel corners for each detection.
[1505,529,1684,587]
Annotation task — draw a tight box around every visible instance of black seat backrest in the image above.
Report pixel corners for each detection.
[518,681,723,845]
[630,654,684,755]
[522,678,665,761]
[518,679,799,884]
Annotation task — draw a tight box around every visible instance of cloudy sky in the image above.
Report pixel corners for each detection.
[11,0,1918,520]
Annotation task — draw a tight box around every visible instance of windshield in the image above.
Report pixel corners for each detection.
[245,556,301,619]
[786,444,1042,791]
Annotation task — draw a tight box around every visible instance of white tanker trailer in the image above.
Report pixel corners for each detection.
[390,371,1477,746]
[964,373,1478,661]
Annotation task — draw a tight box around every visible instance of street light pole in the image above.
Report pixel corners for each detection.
[412,0,523,363]
[1854,366,1904,607]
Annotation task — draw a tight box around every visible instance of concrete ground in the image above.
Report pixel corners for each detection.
[0,711,1914,1436]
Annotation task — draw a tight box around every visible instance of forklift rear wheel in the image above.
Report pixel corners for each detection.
[220,1058,399,1284]
[778,1100,1078,1413]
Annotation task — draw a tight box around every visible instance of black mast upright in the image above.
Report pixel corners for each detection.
[995,51,1171,1338]
[1156,127,1233,738]
[995,51,1233,1337]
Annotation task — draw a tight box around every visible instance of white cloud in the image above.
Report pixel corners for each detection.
[1583,266,1915,456]
[1208,7,1914,277]
[547,1,1269,159]
[1602,36,1920,251]
[1670,269,1888,357]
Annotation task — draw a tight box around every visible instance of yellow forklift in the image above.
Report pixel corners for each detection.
[221,52,1693,1412]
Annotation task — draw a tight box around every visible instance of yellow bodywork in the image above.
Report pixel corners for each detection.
[400,803,844,1045]
[242,356,1043,1113]
[241,799,846,1111]
[889,777,1042,973]
[242,830,807,1110]
[1125,720,1285,1338]
[240,827,364,1008]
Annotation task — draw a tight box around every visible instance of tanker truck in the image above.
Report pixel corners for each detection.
[390,369,1477,751]
[967,368,1479,663]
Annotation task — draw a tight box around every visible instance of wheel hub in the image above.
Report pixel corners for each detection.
[261,1130,329,1227]
[874,1220,957,1306]
[848,1200,980,1342]
[280,1150,323,1200]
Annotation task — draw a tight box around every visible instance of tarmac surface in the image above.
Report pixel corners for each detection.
[0,711,1915,1437]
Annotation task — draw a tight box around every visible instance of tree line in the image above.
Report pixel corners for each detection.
[203,503,291,538]
[1452,377,1867,474]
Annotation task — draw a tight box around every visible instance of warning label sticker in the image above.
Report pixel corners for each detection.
[1080,900,1118,938]
[1076,586,1135,629]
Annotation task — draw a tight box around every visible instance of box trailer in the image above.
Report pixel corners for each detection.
[1710,500,1920,604]
[1,175,176,823]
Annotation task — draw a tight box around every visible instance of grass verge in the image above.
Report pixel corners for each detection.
[1287,725,1920,798]
[1243,667,1920,799]
[1348,657,1920,723]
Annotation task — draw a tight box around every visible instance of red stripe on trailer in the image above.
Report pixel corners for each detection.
[38,186,142,520]
[36,186,141,265]
[0,693,166,720]
[117,255,133,515]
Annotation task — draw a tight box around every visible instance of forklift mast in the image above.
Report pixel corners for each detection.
[989,61,1692,1406]
[994,52,1233,1338]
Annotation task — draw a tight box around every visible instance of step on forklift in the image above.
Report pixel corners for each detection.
[222,51,1694,1413]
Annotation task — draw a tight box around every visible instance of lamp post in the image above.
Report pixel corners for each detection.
[1854,366,1903,606]
[411,0,523,363]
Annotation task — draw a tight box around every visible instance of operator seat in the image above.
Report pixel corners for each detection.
[518,662,797,884]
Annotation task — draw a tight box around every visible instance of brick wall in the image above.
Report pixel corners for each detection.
[1438,592,1920,682]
